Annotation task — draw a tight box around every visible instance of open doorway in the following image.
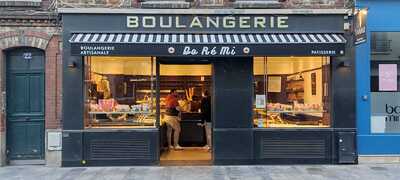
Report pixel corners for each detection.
[159,63,212,165]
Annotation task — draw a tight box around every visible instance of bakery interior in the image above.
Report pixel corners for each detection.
[83,55,330,163]
[253,56,331,128]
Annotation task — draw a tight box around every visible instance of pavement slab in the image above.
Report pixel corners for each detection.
[1,164,400,180]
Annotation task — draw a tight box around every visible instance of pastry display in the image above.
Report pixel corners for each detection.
[253,63,329,128]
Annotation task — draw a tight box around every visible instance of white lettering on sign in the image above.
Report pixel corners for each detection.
[183,46,198,55]
[143,16,156,28]
[182,46,237,56]
[277,16,289,28]
[220,47,236,55]
[127,16,138,28]
[201,47,217,55]
[160,16,172,28]
[80,45,115,55]
[311,50,336,55]
[126,15,290,29]
[254,17,266,28]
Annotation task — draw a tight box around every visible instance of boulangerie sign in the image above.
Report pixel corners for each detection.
[379,64,397,91]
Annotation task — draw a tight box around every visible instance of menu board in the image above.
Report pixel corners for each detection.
[379,64,397,91]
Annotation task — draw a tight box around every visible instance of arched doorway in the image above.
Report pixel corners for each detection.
[5,47,45,163]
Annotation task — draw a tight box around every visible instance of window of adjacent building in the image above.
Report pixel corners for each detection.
[195,0,224,7]
[84,56,156,128]
[253,57,331,128]
[370,32,400,134]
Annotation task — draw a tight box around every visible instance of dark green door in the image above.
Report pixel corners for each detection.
[6,48,45,160]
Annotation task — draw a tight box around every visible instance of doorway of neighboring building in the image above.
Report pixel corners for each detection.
[5,47,45,164]
[158,61,213,166]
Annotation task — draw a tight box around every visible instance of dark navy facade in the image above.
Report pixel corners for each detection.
[61,9,357,166]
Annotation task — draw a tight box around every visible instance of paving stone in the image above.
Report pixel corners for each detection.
[1,164,400,180]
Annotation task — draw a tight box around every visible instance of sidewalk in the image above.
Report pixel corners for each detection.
[0,164,399,180]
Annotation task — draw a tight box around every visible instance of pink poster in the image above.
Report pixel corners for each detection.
[379,64,397,91]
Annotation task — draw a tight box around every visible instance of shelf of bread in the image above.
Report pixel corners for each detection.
[253,118,329,128]
[88,117,156,127]
[86,125,156,129]
[88,111,154,115]
[254,103,324,113]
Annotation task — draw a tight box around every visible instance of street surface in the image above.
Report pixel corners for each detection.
[0,164,399,180]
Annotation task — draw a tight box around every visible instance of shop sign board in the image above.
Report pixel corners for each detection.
[73,43,345,56]
[64,14,345,33]
[355,8,367,45]
[65,14,347,56]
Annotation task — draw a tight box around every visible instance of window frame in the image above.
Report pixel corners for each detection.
[252,56,332,129]
[83,56,158,129]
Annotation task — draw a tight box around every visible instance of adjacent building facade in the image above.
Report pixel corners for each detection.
[356,0,400,162]
[0,0,62,166]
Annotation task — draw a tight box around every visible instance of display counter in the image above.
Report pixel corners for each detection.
[87,111,156,128]
[160,112,206,148]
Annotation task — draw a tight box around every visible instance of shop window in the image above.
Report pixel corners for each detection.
[370,32,400,92]
[84,56,156,128]
[371,32,392,54]
[253,57,331,128]
[195,0,225,7]
[370,32,400,133]
[0,0,42,7]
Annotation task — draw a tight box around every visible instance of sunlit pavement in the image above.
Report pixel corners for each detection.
[0,164,400,180]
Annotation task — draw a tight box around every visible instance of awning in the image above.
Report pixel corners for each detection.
[69,33,347,56]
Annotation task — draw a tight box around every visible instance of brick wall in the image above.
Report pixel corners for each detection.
[56,0,353,8]
[0,25,61,132]
[45,35,62,129]
[56,0,135,8]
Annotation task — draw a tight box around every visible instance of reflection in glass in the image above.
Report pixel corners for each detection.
[253,57,331,128]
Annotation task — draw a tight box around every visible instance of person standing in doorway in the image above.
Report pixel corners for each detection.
[165,89,184,150]
[201,90,212,151]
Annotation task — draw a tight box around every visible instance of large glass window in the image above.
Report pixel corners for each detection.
[370,32,400,133]
[84,56,156,128]
[253,57,331,128]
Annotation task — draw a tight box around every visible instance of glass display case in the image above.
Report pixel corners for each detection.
[253,56,331,128]
[84,56,156,128]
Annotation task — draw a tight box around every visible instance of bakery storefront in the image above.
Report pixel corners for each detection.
[60,8,357,166]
